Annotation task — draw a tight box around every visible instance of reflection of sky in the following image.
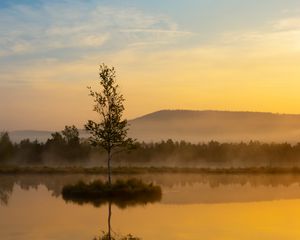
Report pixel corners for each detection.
[3,177,300,239]
[3,173,300,205]
[1,0,300,130]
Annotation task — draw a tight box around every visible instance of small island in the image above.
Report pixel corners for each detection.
[62,178,162,208]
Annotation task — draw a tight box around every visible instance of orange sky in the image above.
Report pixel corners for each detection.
[1,1,300,130]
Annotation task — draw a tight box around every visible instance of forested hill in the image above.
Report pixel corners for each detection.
[8,110,300,143]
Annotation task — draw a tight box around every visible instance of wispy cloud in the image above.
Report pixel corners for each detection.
[219,16,300,55]
[0,1,191,59]
[273,17,300,30]
[2,1,300,130]
[120,28,194,36]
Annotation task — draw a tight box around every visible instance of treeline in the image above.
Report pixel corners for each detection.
[122,140,300,167]
[0,126,90,166]
[1,126,300,167]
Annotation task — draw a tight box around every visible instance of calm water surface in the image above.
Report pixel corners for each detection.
[1,173,300,239]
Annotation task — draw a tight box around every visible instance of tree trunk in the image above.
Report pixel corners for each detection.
[107,150,112,185]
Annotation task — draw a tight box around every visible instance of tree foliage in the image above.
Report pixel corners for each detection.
[85,64,133,151]
[45,125,88,162]
[0,132,14,163]
[62,125,80,146]
[85,64,134,184]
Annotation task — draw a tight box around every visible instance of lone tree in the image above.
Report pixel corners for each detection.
[85,64,134,185]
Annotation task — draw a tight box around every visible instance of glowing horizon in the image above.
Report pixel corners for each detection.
[1,0,300,130]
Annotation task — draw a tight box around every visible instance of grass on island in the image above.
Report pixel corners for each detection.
[94,233,141,240]
[62,178,162,208]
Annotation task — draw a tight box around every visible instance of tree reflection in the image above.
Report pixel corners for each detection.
[62,187,162,209]
[0,176,14,205]
[93,202,141,240]
[0,189,10,205]
[3,173,300,205]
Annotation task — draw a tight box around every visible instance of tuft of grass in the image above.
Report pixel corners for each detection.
[62,178,162,208]
[94,233,141,240]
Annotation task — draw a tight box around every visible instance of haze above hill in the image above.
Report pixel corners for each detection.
[7,110,300,143]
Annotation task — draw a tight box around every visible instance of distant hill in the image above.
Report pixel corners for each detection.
[7,110,300,143]
[128,110,300,143]
[8,130,53,143]
[8,130,89,143]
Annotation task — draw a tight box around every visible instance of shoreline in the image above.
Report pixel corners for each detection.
[2,166,300,174]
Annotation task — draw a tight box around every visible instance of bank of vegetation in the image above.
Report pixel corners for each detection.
[3,166,300,175]
[2,128,300,169]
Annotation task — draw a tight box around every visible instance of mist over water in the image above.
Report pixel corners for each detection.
[2,173,300,206]
[2,173,300,240]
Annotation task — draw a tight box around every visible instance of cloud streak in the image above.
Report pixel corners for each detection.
[0,1,191,59]
[1,1,300,130]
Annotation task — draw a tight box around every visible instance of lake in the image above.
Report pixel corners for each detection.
[1,173,300,239]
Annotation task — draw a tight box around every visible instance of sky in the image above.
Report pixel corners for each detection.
[1,0,300,130]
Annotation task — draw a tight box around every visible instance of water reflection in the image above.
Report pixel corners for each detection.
[2,173,300,205]
[63,189,162,209]
[93,202,141,240]
[0,188,10,205]
[3,174,300,239]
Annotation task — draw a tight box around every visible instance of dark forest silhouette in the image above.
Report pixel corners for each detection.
[2,129,300,168]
